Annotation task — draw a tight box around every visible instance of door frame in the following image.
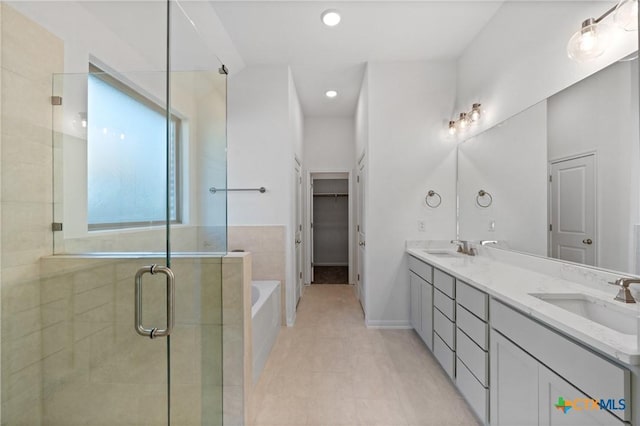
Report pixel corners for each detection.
[305,169,354,285]
[294,158,303,307]
[547,150,598,264]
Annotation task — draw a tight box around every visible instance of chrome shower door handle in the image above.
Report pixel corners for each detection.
[135,264,175,339]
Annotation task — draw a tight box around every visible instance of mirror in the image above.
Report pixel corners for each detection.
[458,57,640,275]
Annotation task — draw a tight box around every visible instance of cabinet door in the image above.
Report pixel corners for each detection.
[410,272,422,333]
[490,330,539,426]
[538,366,625,426]
[420,281,433,349]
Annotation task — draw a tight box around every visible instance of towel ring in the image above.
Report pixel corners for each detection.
[425,190,442,208]
[476,190,493,208]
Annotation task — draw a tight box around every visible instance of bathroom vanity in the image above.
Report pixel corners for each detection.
[406,244,639,426]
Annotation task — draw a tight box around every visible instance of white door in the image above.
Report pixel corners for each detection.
[295,163,303,306]
[357,160,366,314]
[550,155,596,266]
[309,179,314,283]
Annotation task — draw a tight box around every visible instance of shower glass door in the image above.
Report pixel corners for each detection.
[1,1,226,425]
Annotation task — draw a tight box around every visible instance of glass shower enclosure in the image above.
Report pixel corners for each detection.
[0,1,227,424]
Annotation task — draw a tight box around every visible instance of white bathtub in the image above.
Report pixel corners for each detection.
[251,280,281,384]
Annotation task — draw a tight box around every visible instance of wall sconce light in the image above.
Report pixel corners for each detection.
[469,103,482,122]
[78,112,87,128]
[567,0,638,62]
[448,103,482,136]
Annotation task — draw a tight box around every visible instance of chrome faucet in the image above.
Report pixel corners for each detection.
[608,278,640,303]
[451,240,476,256]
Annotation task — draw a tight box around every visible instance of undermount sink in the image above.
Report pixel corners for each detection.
[530,293,638,335]
[421,249,461,258]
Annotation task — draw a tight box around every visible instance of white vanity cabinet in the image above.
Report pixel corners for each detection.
[490,299,629,425]
[408,256,433,349]
[491,330,626,426]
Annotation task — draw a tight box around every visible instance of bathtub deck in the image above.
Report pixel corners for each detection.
[249,284,480,426]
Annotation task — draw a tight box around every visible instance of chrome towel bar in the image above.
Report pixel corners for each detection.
[209,186,266,194]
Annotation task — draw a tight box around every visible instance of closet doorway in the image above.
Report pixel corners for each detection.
[310,173,351,284]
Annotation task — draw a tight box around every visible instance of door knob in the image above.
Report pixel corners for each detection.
[295,239,302,245]
[582,239,593,245]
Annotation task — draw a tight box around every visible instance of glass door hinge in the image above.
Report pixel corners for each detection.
[51,96,62,106]
[51,222,63,232]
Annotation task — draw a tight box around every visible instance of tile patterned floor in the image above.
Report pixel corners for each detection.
[249,285,481,426]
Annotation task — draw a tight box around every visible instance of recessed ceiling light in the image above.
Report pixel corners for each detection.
[325,90,338,98]
[321,9,341,27]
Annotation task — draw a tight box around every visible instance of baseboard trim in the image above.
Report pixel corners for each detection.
[365,319,412,329]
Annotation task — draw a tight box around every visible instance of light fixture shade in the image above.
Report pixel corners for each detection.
[470,103,482,122]
[458,112,469,129]
[614,0,638,31]
[567,19,612,62]
[448,121,457,135]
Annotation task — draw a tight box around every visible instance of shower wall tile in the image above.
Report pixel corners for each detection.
[1,5,63,421]
[60,225,199,254]
[34,255,225,425]
[228,225,286,324]
[0,3,62,82]
[222,252,252,426]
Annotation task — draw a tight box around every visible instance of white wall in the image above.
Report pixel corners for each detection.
[228,64,303,325]
[365,60,457,327]
[458,101,548,256]
[548,60,639,274]
[304,117,355,171]
[228,65,291,225]
[456,1,638,139]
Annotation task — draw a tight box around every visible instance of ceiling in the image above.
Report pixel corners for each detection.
[211,1,505,117]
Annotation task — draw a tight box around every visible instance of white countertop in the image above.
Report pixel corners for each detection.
[406,245,640,366]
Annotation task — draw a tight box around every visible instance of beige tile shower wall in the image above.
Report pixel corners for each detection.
[60,225,199,254]
[0,4,63,423]
[228,226,286,324]
[37,255,224,426]
[222,252,252,426]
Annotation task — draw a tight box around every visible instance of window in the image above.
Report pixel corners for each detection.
[87,67,180,229]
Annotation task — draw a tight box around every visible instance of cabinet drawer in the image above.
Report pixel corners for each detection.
[456,358,488,424]
[433,269,455,298]
[491,298,631,422]
[434,288,455,321]
[434,333,455,379]
[434,308,455,350]
[456,304,488,350]
[456,328,488,386]
[456,280,488,320]
[408,256,433,283]
[420,281,433,350]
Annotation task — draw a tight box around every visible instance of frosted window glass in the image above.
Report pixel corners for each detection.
[87,75,177,227]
